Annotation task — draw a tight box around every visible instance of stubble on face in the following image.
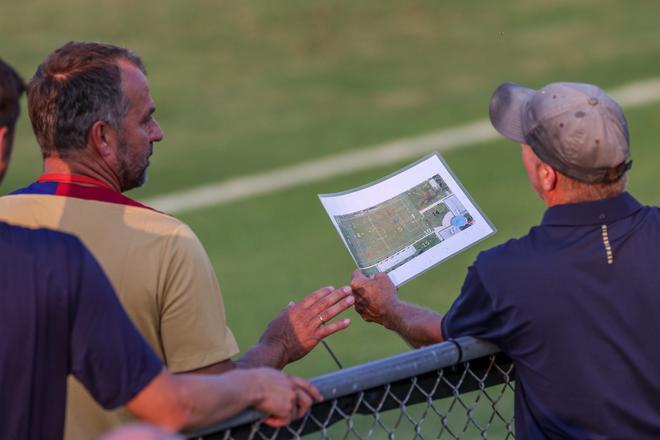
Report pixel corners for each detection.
[116,131,149,192]
[115,61,160,192]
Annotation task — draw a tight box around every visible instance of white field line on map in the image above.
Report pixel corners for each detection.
[145,78,660,214]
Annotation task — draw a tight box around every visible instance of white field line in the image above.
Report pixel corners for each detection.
[145,78,660,214]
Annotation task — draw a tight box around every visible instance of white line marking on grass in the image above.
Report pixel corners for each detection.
[145,78,660,214]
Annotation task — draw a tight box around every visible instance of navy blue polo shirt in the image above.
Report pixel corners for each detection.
[0,222,163,440]
[443,192,660,439]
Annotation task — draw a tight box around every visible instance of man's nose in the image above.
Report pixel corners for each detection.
[151,119,164,142]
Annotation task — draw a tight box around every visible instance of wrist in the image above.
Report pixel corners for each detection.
[257,336,289,369]
[243,369,268,407]
[380,298,404,331]
[226,369,264,407]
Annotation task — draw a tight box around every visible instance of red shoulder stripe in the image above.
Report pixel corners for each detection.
[54,183,159,212]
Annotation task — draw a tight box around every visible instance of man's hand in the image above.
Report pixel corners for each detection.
[127,367,322,432]
[256,286,354,368]
[249,368,322,427]
[351,269,444,348]
[351,270,401,329]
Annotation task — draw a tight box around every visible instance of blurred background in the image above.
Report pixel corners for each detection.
[2,0,660,379]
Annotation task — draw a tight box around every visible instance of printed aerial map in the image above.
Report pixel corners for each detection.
[334,175,474,275]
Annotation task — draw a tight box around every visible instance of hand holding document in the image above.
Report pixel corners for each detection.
[319,153,495,286]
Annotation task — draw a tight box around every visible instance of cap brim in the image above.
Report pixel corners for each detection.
[489,82,536,144]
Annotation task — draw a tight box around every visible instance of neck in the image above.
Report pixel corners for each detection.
[542,191,573,208]
[43,155,122,193]
[540,174,627,208]
[542,188,623,208]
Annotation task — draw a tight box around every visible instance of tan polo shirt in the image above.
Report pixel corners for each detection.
[0,182,239,439]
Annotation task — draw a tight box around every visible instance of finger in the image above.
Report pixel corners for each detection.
[351,270,371,287]
[308,286,352,318]
[352,286,365,300]
[264,415,289,428]
[351,276,369,291]
[352,268,367,280]
[317,318,351,339]
[291,376,323,402]
[317,295,354,323]
[294,388,313,419]
[300,286,335,309]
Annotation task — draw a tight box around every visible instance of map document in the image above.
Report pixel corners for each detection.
[319,153,495,286]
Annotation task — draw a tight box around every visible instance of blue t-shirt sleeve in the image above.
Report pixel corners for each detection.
[442,265,507,344]
[68,239,163,409]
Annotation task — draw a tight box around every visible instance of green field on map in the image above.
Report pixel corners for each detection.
[335,174,474,274]
[337,195,429,269]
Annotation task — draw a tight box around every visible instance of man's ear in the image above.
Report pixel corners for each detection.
[538,162,557,192]
[88,120,115,157]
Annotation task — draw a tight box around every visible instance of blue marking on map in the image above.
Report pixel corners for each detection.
[451,215,468,228]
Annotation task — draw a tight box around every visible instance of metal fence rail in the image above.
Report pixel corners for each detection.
[187,337,515,439]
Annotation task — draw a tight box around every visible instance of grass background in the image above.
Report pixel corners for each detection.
[3,0,660,436]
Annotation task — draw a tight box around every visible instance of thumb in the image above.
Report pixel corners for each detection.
[351,268,368,282]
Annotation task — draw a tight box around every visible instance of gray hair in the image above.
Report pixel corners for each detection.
[27,41,146,157]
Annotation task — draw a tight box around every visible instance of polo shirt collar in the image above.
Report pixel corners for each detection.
[541,192,642,226]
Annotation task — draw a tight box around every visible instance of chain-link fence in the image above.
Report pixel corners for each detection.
[186,337,515,439]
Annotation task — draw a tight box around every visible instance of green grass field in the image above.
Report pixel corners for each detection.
[337,194,427,267]
[3,0,660,435]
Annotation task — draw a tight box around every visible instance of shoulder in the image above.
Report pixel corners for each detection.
[122,204,195,236]
[631,205,660,239]
[0,222,93,303]
[0,221,85,257]
[471,225,545,283]
[476,232,534,267]
[640,204,660,220]
[142,215,205,259]
[133,211,205,252]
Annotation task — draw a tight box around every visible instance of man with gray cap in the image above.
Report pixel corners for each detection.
[350,82,660,438]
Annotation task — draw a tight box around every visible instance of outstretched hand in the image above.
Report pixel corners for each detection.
[351,270,400,329]
[259,286,354,367]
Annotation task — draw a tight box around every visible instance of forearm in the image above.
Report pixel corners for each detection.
[173,370,261,429]
[126,370,261,432]
[183,359,235,375]
[234,340,287,370]
[384,301,443,348]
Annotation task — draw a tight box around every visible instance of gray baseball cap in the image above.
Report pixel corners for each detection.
[489,82,632,183]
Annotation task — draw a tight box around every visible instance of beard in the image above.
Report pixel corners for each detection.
[117,135,149,192]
